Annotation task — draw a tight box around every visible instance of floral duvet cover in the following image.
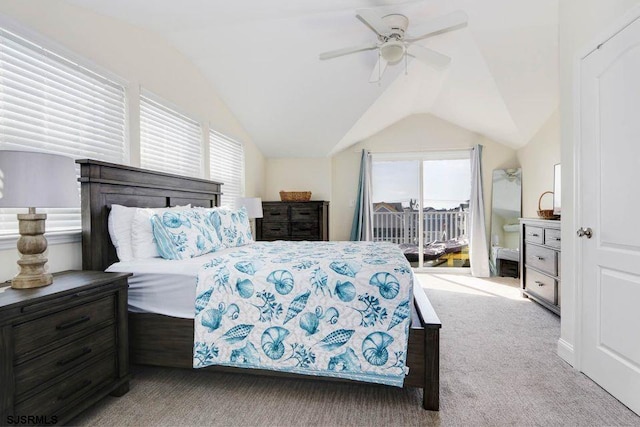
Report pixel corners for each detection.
[193,241,414,387]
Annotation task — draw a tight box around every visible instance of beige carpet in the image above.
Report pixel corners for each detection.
[72,274,640,426]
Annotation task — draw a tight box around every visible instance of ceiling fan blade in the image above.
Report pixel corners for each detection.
[356,9,392,36]
[369,57,388,83]
[319,43,378,60]
[407,45,451,69]
[405,10,468,42]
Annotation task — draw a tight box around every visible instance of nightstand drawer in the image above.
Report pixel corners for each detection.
[291,206,318,222]
[15,325,116,397]
[15,354,116,417]
[525,244,557,276]
[14,295,115,356]
[524,225,544,244]
[525,269,556,305]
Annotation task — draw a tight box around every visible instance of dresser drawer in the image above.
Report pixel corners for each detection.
[14,295,115,356]
[525,269,556,305]
[15,325,116,397]
[525,244,557,276]
[291,222,319,239]
[291,205,318,222]
[524,225,544,244]
[544,228,562,249]
[260,223,290,240]
[262,205,289,221]
[15,354,116,417]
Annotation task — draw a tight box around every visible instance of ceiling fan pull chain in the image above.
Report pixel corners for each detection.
[405,50,408,75]
[378,50,382,86]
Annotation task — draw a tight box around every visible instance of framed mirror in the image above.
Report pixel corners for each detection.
[490,168,522,277]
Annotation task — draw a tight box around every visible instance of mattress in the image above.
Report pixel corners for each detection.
[106,250,236,319]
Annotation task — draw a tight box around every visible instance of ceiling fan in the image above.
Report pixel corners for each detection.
[319,9,468,82]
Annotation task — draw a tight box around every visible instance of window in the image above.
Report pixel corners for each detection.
[372,151,471,269]
[140,94,202,178]
[209,130,244,207]
[0,28,126,235]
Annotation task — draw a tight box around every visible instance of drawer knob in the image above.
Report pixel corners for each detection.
[535,256,545,261]
[57,347,92,366]
[298,212,310,216]
[57,379,92,401]
[270,212,281,216]
[535,281,544,287]
[56,315,91,330]
[529,233,539,237]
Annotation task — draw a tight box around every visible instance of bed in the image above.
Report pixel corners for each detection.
[78,159,442,410]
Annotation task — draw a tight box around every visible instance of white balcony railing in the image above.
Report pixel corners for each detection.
[373,210,469,244]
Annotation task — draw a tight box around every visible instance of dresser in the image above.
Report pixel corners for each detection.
[256,201,329,241]
[0,270,131,425]
[520,219,561,315]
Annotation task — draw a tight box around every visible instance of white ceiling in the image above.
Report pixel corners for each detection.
[65,0,559,157]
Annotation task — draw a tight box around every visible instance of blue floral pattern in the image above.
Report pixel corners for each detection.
[151,209,224,260]
[194,241,413,387]
[207,206,253,248]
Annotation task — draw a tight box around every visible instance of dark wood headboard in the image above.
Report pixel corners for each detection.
[78,159,223,271]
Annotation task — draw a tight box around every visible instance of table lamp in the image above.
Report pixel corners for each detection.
[0,151,79,289]
[236,197,263,237]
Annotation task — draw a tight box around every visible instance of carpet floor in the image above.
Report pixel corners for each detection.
[72,274,640,426]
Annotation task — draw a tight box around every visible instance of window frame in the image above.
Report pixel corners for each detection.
[0,20,129,247]
[209,129,245,208]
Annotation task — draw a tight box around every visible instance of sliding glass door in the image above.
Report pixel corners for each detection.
[372,151,471,269]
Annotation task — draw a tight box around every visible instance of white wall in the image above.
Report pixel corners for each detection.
[0,0,265,281]
[264,158,332,202]
[558,0,640,365]
[517,110,561,218]
[331,114,519,241]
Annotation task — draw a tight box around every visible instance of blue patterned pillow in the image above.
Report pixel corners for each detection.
[151,209,224,260]
[208,206,253,248]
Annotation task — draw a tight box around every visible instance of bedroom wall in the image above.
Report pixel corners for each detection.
[516,110,561,218]
[264,158,332,202]
[0,0,265,281]
[330,114,519,241]
[557,0,640,366]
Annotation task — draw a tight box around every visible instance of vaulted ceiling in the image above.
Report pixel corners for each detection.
[66,0,559,157]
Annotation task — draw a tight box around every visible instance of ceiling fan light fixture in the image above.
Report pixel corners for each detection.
[380,41,405,63]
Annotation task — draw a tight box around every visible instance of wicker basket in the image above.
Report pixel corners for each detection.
[279,191,312,202]
[537,191,559,219]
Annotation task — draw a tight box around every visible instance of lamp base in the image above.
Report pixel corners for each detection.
[12,210,52,289]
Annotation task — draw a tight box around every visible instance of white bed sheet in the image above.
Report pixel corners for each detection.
[106,250,235,319]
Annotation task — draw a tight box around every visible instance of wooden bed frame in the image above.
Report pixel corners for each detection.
[78,159,442,410]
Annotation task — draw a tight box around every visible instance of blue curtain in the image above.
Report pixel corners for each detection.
[350,149,373,241]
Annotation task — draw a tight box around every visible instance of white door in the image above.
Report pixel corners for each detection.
[580,16,640,415]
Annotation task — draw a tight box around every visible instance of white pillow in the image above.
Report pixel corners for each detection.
[107,204,137,262]
[131,205,191,259]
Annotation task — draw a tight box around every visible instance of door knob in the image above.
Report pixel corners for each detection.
[577,227,593,239]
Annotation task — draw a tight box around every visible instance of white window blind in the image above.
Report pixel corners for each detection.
[0,28,126,235]
[209,130,244,207]
[140,95,202,178]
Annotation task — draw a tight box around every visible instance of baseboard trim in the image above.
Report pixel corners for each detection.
[557,338,575,367]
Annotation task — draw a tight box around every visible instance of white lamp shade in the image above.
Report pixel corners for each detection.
[236,197,263,219]
[0,150,79,208]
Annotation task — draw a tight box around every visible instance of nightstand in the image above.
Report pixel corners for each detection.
[0,270,131,425]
